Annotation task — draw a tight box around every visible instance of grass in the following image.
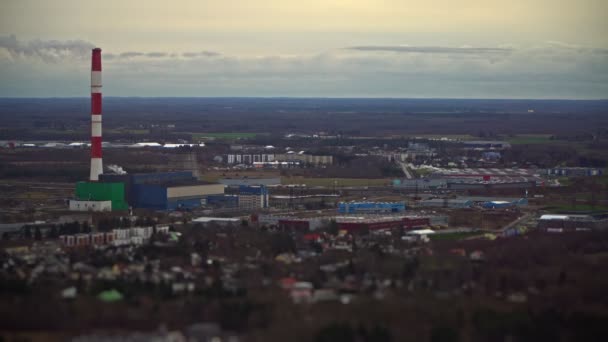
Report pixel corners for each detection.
[429,231,484,241]
[107,129,150,134]
[192,132,265,140]
[409,134,476,141]
[200,171,280,183]
[506,134,554,145]
[282,177,390,187]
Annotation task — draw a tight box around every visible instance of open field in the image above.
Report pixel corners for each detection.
[107,129,150,135]
[405,134,476,141]
[199,170,281,183]
[192,132,266,140]
[282,177,391,187]
[429,231,485,241]
[506,134,555,145]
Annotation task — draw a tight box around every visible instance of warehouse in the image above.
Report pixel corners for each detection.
[447,181,537,190]
[99,171,226,210]
[418,198,473,209]
[546,167,603,177]
[482,198,528,209]
[100,171,196,205]
[132,182,225,210]
[338,202,406,214]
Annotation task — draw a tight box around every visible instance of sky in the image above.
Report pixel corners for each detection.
[0,0,607,98]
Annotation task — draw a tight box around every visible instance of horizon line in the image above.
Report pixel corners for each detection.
[0,96,607,101]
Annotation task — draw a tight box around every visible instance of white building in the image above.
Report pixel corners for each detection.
[69,200,112,212]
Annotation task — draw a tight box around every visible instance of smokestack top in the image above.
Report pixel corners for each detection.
[92,48,102,71]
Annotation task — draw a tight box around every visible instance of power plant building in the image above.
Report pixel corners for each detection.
[132,182,225,210]
[73,182,128,211]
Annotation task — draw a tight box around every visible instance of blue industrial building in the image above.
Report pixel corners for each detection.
[205,194,239,208]
[482,198,528,209]
[100,172,224,210]
[338,202,406,214]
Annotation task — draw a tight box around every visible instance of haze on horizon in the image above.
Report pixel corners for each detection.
[0,0,607,99]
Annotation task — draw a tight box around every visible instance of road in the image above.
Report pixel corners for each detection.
[399,162,413,179]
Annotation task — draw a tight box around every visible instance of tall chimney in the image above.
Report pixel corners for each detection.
[90,48,103,181]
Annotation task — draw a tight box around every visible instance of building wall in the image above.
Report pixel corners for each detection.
[75,182,128,210]
[167,184,225,199]
[447,182,536,190]
[69,200,112,212]
[132,184,168,210]
[338,202,405,214]
[167,197,205,210]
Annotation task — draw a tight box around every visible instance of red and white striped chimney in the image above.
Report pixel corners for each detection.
[90,48,103,181]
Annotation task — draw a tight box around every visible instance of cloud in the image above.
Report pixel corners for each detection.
[346,45,513,54]
[0,37,606,98]
[182,51,221,58]
[0,35,222,63]
[145,52,168,58]
[119,51,145,58]
[0,34,95,62]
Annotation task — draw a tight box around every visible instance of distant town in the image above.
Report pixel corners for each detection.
[2,94,608,342]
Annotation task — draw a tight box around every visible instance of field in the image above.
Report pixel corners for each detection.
[282,177,391,187]
[192,132,265,140]
[199,170,281,183]
[429,231,485,241]
[506,134,555,145]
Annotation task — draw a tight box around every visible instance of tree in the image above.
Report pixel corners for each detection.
[315,323,355,342]
[431,324,460,342]
[34,227,42,240]
[81,221,91,234]
[48,225,58,238]
[327,220,339,235]
[23,226,32,239]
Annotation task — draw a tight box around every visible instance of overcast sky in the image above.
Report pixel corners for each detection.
[1,0,607,98]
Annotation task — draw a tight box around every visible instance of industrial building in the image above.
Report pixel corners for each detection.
[537,214,608,231]
[418,198,473,208]
[274,153,333,166]
[447,180,537,190]
[225,153,333,166]
[546,167,603,177]
[132,182,225,210]
[270,194,339,209]
[338,202,406,214]
[226,185,269,209]
[72,182,128,211]
[482,198,528,209]
[97,171,225,210]
[205,185,269,210]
